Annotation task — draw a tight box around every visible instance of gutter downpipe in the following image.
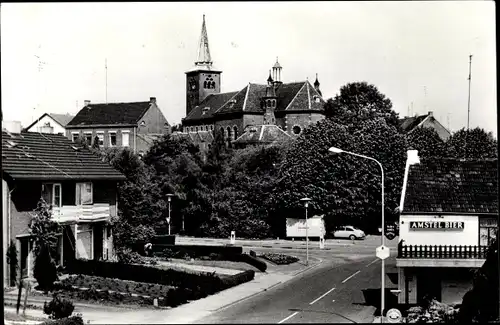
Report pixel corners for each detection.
[134,127,137,154]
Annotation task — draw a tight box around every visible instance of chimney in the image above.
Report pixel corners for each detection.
[428,111,433,117]
[84,100,91,107]
[2,120,22,134]
[150,97,157,104]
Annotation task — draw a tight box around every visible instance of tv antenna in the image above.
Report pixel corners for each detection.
[105,58,108,104]
[467,54,473,130]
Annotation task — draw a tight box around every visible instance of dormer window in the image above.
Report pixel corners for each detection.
[313,95,321,103]
[202,107,210,115]
[140,121,146,126]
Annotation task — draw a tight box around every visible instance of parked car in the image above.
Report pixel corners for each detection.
[331,226,366,240]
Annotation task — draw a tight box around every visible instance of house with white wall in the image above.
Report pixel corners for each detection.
[396,150,498,305]
[25,113,75,134]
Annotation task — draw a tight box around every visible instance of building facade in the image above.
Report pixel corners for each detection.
[396,150,498,305]
[181,15,325,146]
[66,97,170,155]
[399,111,451,141]
[2,129,126,286]
[25,113,75,135]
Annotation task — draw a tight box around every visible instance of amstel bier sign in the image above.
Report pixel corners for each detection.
[409,221,465,230]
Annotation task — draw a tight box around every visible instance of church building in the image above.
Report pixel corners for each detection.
[181,15,326,146]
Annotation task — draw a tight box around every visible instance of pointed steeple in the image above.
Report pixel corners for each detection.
[272,57,283,88]
[313,73,322,96]
[267,70,274,85]
[196,14,212,67]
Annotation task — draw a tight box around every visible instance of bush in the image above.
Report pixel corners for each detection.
[34,244,58,292]
[116,248,158,265]
[41,315,84,325]
[6,240,18,287]
[151,244,243,259]
[229,253,267,272]
[43,294,75,319]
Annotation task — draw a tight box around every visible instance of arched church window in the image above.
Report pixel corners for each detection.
[226,126,232,148]
[195,126,199,132]
[233,126,238,140]
[204,81,208,88]
[204,76,214,89]
[211,81,216,89]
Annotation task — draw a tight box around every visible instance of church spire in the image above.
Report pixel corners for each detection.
[196,14,212,67]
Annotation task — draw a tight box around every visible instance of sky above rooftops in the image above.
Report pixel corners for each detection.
[1,2,496,137]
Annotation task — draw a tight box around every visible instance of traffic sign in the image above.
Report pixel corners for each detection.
[385,232,396,240]
[386,308,402,323]
[376,245,390,260]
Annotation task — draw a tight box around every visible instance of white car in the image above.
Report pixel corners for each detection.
[331,226,366,240]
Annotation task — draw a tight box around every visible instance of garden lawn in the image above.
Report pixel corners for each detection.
[4,311,47,322]
[167,258,260,272]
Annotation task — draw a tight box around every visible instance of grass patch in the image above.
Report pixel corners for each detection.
[4,311,47,322]
[167,258,260,272]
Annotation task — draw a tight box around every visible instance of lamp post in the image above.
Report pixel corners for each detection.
[329,146,386,321]
[300,197,312,266]
[166,194,175,235]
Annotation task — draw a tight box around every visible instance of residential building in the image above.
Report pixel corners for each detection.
[181,15,325,146]
[399,111,451,141]
[65,97,170,155]
[396,150,498,305]
[2,129,126,287]
[24,113,75,135]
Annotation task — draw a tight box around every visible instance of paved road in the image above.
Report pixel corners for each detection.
[195,239,399,324]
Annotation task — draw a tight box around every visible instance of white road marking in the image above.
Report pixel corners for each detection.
[278,312,299,324]
[309,287,336,305]
[366,259,378,267]
[342,270,361,283]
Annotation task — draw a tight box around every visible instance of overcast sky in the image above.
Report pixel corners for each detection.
[1,2,496,136]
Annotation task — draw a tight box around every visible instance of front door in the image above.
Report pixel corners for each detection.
[417,268,441,303]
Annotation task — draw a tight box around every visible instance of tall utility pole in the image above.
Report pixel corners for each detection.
[424,86,427,111]
[467,54,473,130]
[34,54,47,122]
[105,58,108,104]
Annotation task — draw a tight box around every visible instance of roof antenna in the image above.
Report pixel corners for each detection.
[105,58,108,104]
[467,54,473,130]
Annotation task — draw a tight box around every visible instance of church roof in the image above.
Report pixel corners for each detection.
[232,124,291,146]
[184,81,325,123]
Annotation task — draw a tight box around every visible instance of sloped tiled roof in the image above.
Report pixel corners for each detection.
[232,125,291,145]
[171,131,214,144]
[49,113,75,127]
[399,113,429,132]
[185,81,325,122]
[68,102,151,126]
[403,158,498,214]
[2,131,126,181]
[185,92,239,121]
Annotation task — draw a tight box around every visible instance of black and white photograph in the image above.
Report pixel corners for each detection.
[1,1,498,324]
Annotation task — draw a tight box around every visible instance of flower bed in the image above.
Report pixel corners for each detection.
[55,275,174,298]
[259,253,299,265]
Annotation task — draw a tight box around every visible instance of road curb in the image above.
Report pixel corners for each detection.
[212,257,325,313]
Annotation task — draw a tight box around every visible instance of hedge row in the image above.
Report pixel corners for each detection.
[150,244,243,258]
[66,259,255,300]
[228,253,267,272]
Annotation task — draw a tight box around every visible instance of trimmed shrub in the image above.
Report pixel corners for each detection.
[151,244,243,259]
[34,244,58,292]
[6,240,18,287]
[43,294,75,319]
[229,253,267,272]
[260,253,299,265]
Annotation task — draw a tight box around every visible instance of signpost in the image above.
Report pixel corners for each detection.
[230,231,236,245]
[385,223,396,240]
[386,308,402,323]
[319,235,325,249]
[376,245,390,260]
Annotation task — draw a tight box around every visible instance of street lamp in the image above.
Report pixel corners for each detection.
[166,194,175,235]
[300,197,312,266]
[329,146,386,321]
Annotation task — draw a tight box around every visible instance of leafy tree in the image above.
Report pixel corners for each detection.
[445,127,497,159]
[269,117,407,236]
[29,199,61,259]
[170,123,183,133]
[324,82,400,129]
[458,236,499,322]
[29,199,61,291]
[406,127,445,158]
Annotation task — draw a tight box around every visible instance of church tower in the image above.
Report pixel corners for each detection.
[185,15,222,117]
